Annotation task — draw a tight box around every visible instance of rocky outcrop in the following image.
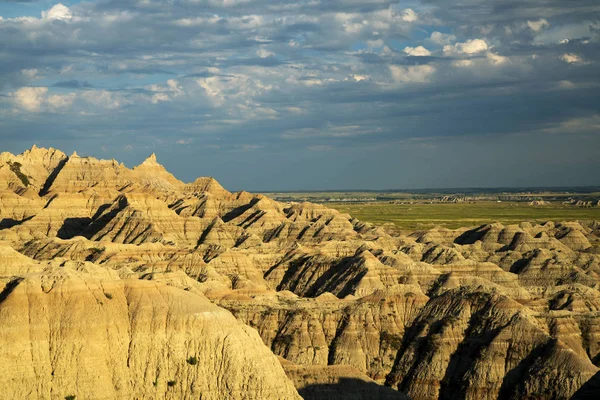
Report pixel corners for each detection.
[0,266,300,399]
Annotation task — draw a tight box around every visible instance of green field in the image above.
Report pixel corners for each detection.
[327,202,600,231]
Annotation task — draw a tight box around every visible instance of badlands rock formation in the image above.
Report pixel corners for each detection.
[1,146,600,399]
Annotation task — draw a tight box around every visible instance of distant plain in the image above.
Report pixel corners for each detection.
[263,189,600,231]
[327,201,600,230]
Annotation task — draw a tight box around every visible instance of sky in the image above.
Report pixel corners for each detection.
[0,0,599,191]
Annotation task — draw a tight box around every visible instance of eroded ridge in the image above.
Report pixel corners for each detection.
[1,146,599,399]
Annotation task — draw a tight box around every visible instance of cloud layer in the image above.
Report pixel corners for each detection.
[0,0,599,190]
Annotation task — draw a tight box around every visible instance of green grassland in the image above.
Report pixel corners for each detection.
[327,202,600,231]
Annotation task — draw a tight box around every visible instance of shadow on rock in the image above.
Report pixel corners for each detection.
[571,371,600,400]
[298,378,408,400]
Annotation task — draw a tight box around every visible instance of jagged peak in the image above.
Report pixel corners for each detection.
[70,151,80,158]
[142,153,158,165]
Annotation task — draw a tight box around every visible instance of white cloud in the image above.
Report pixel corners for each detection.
[80,90,124,109]
[367,39,384,49]
[147,79,184,103]
[257,47,274,58]
[197,76,226,105]
[560,53,587,64]
[429,31,456,45]
[486,52,509,65]
[47,93,76,109]
[167,79,184,96]
[351,74,370,82]
[539,114,600,134]
[403,46,431,56]
[151,93,171,104]
[527,19,549,32]
[12,87,48,112]
[452,51,509,68]
[444,39,489,55]
[286,107,305,114]
[557,80,576,90]
[389,65,435,84]
[452,59,474,67]
[42,4,73,21]
[20,69,40,80]
[400,8,418,22]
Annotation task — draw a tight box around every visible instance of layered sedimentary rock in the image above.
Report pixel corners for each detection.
[0,266,300,399]
[1,146,600,399]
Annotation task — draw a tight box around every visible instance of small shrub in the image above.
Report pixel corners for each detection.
[8,161,30,186]
[187,355,198,365]
[167,380,177,387]
[279,334,294,346]
[87,247,103,261]
[229,274,241,289]
[104,292,113,300]
[429,333,444,349]
[380,331,403,351]
[197,266,209,283]
[65,396,76,400]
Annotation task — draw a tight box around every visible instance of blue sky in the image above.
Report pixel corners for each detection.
[1,0,599,191]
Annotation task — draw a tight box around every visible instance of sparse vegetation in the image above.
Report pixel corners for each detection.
[167,380,177,387]
[229,274,241,289]
[328,202,600,230]
[187,355,198,365]
[104,292,113,300]
[197,266,209,283]
[86,247,104,261]
[65,396,76,400]
[380,331,402,350]
[279,334,294,346]
[8,161,30,186]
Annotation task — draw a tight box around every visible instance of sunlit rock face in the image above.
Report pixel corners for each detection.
[1,146,599,399]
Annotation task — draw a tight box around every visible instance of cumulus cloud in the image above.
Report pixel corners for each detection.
[47,93,76,110]
[400,8,418,22]
[560,53,587,64]
[527,19,549,32]
[429,31,456,45]
[444,39,489,55]
[151,93,171,104]
[389,64,435,84]
[351,74,369,82]
[256,47,274,58]
[486,52,509,65]
[403,46,431,56]
[20,69,40,80]
[80,90,124,109]
[42,4,73,21]
[12,87,48,112]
